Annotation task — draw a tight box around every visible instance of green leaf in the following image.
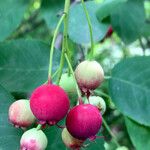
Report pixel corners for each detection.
[0,0,29,41]
[125,117,150,150]
[68,1,109,45]
[0,39,60,93]
[109,56,150,126]
[0,85,23,150]
[96,0,127,22]
[111,0,146,44]
[41,0,64,30]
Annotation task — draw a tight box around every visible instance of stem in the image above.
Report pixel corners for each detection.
[56,0,71,84]
[102,118,120,147]
[65,53,82,98]
[94,90,110,99]
[48,14,65,79]
[36,124,42,130]
[81,0,94,60]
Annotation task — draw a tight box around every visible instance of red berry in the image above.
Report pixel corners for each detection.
[106,26,113,37]
[30,83,70,125]
[75,60,104,93]
[9,99,35,128]
[66,104,102,140]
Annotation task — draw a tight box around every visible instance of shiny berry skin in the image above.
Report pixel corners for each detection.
[66,104,102,140]
[30,83,70,125]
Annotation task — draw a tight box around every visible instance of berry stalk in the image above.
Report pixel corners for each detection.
[102,117,120,147]
[81,0,94,60]
[48,14,65,79]
[56,0,71,84]
[65,53,82,99]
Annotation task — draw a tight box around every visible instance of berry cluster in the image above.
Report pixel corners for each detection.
[8,60,106,150]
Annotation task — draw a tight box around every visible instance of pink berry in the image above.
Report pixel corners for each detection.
[30,83,70,125]
[20,128,48,150]
[75,60,104,93]
[66,104,102,140]
[8,99,36,128]
[62,128,84,149]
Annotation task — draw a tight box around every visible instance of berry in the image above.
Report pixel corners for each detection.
[106,26,113,37]
[66,104,102,140]
[75,60,104,93]
[20,128,48,150]
[30,83,70,125]
[59,73,77,106]
[116,146,129,150]
[62,128,84,149]
[59,73,76,95]
[84,96,106,115]
[8,99,35,128]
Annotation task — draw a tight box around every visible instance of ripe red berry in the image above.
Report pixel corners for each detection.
[30,83,70,125]
[106,26,113,37]
[66,104,102,140]
[75,60,104,93]
[20,128,48,150]
[8,99,35,128]
[62,128,84,149]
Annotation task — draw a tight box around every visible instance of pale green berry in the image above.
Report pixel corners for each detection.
[75,60,104,92]
[9,99,36,128]
[20,128,48,150]
[62,128,84,149]
[116,146,129,150]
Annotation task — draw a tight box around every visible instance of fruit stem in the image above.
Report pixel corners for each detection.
[36,124,42,130]
[64,53,82,99]
[48,14,66,79]
[56,0,71,84]
[81,0,94,60]
[102,117,120,147]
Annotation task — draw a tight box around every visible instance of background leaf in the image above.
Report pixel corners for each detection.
[41,0,64,30]
[68,1,109,45]
[109,56,150,126]
[0,39,60,93]
[110,0,146,44]
[0,0,29,41]
[125,117,150,150]
[0,85,23,150]
[96,0,127,22]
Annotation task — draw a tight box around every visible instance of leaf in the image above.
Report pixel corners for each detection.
[109,56,150,126]
[110,0,146,44]
[96,0,127,22]
[0,85,23,150]
[68,1,109,45]
[0,39,60,93]
[0,0,29,41]
[125,117,150,150]
[41,0,64,30]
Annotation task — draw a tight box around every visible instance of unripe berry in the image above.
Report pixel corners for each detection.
[8,99,36,128]
[20,128,48,150]
[59,73,77,106]
[59,73,76,95]
[116,146,129,150]
[75,60,104,93]
[62,128,84,149]
[84,96,106,115]
[30,83,70,125]
[66,104,102,140]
